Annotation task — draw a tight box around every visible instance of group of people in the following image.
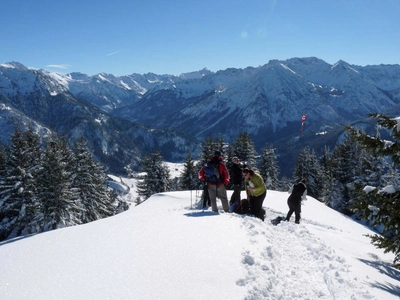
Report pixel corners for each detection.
[198,150,307,224]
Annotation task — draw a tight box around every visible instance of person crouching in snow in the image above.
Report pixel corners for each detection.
[243,168,267,221]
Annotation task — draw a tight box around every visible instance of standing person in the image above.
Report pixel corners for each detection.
[230,157,243,205]
[285,178,307,224]
[198,151,230,213]
[243,168,267,221]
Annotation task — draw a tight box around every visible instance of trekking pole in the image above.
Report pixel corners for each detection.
[190,189,193,210]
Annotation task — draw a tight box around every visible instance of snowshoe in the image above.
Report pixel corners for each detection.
[271,216,286,226]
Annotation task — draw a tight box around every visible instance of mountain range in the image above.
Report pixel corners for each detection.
[1,57,399,176]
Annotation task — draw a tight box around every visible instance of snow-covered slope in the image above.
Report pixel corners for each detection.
[0,62,69,96]
[1,189,398,300]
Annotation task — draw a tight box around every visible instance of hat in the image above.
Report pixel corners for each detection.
[232,156,239,162]
[213,150,221,157]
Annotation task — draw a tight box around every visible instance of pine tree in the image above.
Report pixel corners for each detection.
[233,131,257,168]
[179,150,199,191]
[346,114,400,268]
[258,145,279,190]
[72,137,116,223]
[136,149,171,201]
[0,143,9,190]
[0,143,7,187]
[0,126,42,240]
[325,178,346,211]
[196,136,226,176]
[224,143,236,176]
[278,176,292,192]
[198,136,225,164]
[325,133,364,212]
[293,146,324,200]
[198,137,214,164]
[354,147,384,191]
[325,131,384,214]
[36,132,82,231]
[319,146,332,200]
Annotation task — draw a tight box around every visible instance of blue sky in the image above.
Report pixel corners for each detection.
[1,0,399,76]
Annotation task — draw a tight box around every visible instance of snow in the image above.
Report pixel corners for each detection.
[46,71,69,90]
[380,185,396,194]
[364,185,377,194]
[0,63,15,69]
[0,103,11,111]
[393,116,400,132]
[119,80,131,90]
[1,186,399,299]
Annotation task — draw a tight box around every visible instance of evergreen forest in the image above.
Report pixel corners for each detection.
[0,126,128,242]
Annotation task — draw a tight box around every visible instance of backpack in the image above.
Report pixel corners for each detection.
[231,199,250,215]
[204,162,223,184]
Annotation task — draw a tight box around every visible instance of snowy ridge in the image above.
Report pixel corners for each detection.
[0,189,398,300]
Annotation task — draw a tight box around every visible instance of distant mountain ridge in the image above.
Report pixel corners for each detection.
[1,58,399,176]
[0,62,199,175]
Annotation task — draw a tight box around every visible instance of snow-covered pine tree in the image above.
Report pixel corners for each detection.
[0,143,7,187]
[345,114,400,268]
[233,131,257,168]
[198,136,225,164]
[72,137,116,223]
[325,132,365,213]
[355,147,384,189]
[36,132,82,231]
[0,126,42,240]
[196,136,226,176]
[345,132,383,209]
[325,178,346,211]
[179,150,199,191]
[258,145,279,190]
[136,149,171,201]
[278,176,292,192]
[198,137,213,164]
[224,143,235,173]
[293,146,324,200]
[319,146,333,202]
[18,126,43,235]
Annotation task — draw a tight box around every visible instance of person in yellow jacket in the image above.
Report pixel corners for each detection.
[243,168,267,221]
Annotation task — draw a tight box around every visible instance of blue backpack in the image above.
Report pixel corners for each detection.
[204,162,223,184]
[231,199,250,215]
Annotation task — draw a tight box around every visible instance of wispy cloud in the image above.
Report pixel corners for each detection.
[46,64,71,70]
[107,51,119,56]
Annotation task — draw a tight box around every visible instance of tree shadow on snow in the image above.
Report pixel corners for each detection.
[0,234,35,247]
[359,257,400,297]
[369,281,400,298]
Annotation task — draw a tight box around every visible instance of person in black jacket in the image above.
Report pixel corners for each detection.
[229,157,243,205]
[285,178,307,224]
